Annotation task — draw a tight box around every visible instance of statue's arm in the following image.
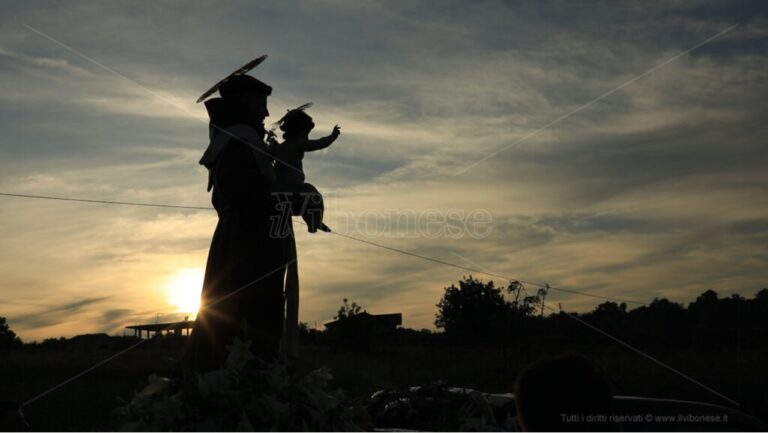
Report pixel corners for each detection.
[302,135,337,152]
[303,125,340,152]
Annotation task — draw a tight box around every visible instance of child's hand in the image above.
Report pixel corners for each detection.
[331,125,341,138]
[266,129,278,148]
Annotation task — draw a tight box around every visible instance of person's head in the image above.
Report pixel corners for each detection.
[219,75,271,120]
[279,109,315,139]
[514,354,612,432]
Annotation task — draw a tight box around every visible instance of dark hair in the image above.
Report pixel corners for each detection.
[515,354,612,431]
[280,110,315,138]
[219,75,272,99]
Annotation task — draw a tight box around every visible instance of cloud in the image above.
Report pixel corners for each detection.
[8,296,109,330]
[0,45,94,77]
[100,308,132,324]
[0,0,767,340]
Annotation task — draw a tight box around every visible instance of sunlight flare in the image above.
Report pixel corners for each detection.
[166,267,204,315]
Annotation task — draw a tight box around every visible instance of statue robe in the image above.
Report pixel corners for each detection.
[182,98,298,371]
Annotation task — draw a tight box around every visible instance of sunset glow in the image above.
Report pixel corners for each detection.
[166,268,204,316]
[1,2,766,344]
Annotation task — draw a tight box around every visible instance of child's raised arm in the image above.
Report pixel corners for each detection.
[303,125,341,152]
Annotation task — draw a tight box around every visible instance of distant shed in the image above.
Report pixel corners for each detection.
[125,319,194,338]
[324,312,402,333]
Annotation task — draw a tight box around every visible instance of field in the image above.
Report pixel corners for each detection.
[2,337,767,431]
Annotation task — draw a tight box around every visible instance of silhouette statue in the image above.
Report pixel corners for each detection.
[182,57,299,371]
[269,104,340,233]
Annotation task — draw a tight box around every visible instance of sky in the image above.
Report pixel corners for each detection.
[0,0,766,342]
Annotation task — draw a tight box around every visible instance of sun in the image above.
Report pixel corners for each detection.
[166,267,204,315]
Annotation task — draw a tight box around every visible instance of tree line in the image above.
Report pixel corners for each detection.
[2,277,766,351]
[433,276,768,350]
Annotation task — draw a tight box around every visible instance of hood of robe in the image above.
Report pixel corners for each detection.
[199,98,274,191]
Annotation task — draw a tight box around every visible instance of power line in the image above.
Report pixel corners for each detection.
[22,338,148,407]
[538,302,739,406]
[435,250,738,406]
[22,258,295,407]
[0,191,645,305]
[330,230,644,305]
[22,191,742,408]
[0,192,210,210]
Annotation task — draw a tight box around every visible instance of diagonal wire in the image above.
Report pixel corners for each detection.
[22,23,304,176]
[331,229,644,305]
[17,21,699,305]
[22,338,149,407]
[453,23,740,176]
[14,20,733,410]
[6,193,734,404]
[449,250,740,407]
[202,258,297,310]
[540,302,740,406]
[21,257,296,407]
[0,191,645,305]
[0,192,210,210]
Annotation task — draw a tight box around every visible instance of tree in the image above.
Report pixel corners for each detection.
[297,321,322,344]
[755,288,768,303]
[0,316,22,351]
[524,285,550,317]
[435,276,512,342]
[334,298,364,320]
[583,301,629,337]
[329,299,373,350]
[506,281,549,317]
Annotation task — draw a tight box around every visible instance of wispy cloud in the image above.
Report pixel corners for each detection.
[8,297,109,330]
[0,45,94,77]
[0,0,766,340]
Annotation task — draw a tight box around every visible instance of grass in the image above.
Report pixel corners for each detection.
[2,337,767,430]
